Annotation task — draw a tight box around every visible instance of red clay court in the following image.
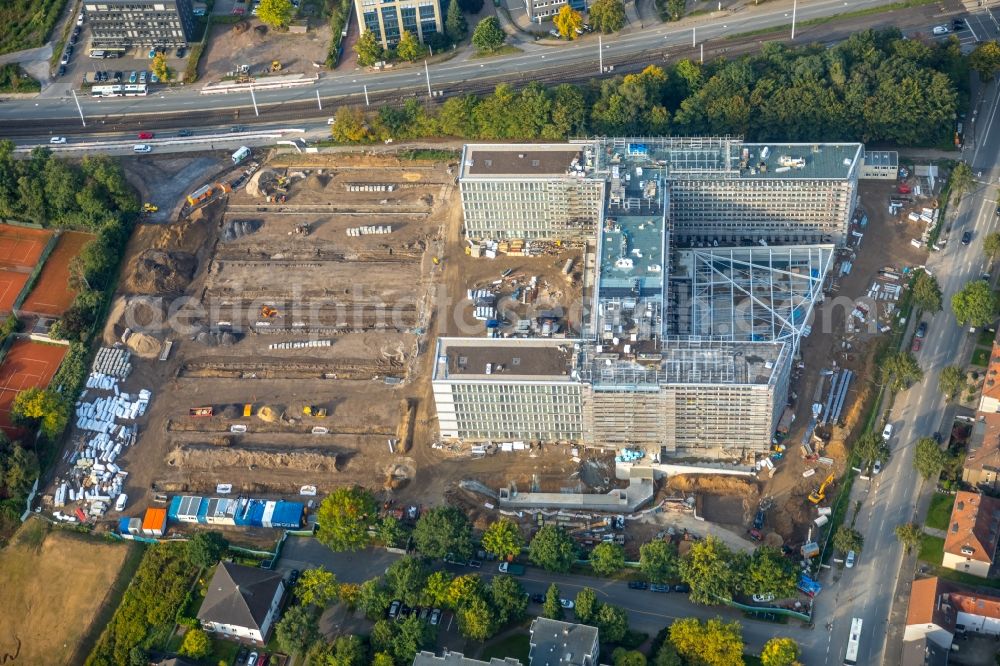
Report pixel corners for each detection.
[0,339,66,433]
[20,231,95,317]
[0,224,53,271]
[0,270,30,313]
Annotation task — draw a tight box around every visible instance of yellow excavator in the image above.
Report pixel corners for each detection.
[142,203,158,213]
[303,405,328,418]
[808,473,835,504]
[260,305,279,318]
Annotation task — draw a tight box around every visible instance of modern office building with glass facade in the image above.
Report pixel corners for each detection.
[85,0,196,49]
[357,0,442,47]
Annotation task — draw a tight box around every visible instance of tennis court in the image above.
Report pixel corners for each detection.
[20,231,94,317]
[0,224,53,271]
[0,269,30,313]
[0,339,67,432]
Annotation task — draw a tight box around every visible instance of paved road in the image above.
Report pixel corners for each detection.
[805,76,1000,666]
[0,0,969,127]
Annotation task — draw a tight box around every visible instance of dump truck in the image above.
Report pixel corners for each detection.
[303,405,328,418]
[189,406,214,417]
[498,562,525,575]
[243,403,253,417]
[260,305,278,318]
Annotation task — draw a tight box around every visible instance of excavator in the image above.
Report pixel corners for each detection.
[260,305,279,318]
[808,473,835,504]
[142,203,158,213]
[303,405,328,418]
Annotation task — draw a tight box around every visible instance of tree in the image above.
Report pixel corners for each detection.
[393,615,433,664]
[11,387,69,439]
[668,617,744,666]
[331,107,373,143]
[127,646,148,666]
[640,539,679,584]
[833,526,864,554]
[150,53,169,82]
[588,0,626,33]
[854,431,889,466]
[939,365,967,401]
[595,603,629,643]
[914,437,951,481]
[275,604,319,654]
[912,271,942,313]
[2,443,38,498]
[298,567,340,608]
[951,161,975,195]
[422,570,454,608]
[574,587,600,623]
[187,531,228,568]
[554,4,583,39]
[528,525,576,572]
[457,594,497,640]
[315,486,377,552]
[482,518,523,560]
[386,557,429,606]
[471,16,505,53]
[665,0,686,20]
[447,574,485,609]
[355,29,385,67]
[653,642,683,666]
[178,628,211,659]
[490,575,528,625]
[881,351,923,392]
[396,30,427,62]
[952,279,997,328]
[612,649,647,666]
[376,515,404,548]
[542,582,563,619]
[985,232,1000,259]
[739,546,797,599]
[372,654,394,666]
[413,506,473,559]
[446,0,468,42]
[306,634,367,666]
[970,41,1000,81]
[589,541,625,576]
[257,0,294,28]
[895,522,923,553]
[358,578,391,620]
[760,637,801,666]
[677,536,737,604]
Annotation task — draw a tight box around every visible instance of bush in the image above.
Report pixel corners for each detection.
[324,0,355,67]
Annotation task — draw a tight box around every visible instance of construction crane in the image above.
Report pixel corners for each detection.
[808,473,835,504]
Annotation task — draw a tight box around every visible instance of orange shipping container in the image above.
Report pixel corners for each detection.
[141,507,167,536]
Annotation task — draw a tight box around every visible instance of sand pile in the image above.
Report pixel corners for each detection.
[125,249,197,295]
[257,406,280,423]
[166,445,340,472]
[668,474,758,497]
[125,332,162,358]
[246,169,276,198]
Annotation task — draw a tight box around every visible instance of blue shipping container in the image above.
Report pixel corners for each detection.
[249,500,266,527]
[196,497,210,524]
[270,501,304,529]
[167,495,182,522]
[118,517,131,535]
[234,498,252,526]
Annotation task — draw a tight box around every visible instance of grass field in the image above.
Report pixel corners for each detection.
[971,347,990,368]
[926,493,955,531]
[0,518,131,665]
[0,0,67,57]
[918,534,945,563]
[479,632,531,664]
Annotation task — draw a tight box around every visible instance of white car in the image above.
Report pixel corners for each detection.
[845,550,856,568]
[132,144,152,154]
[881,423,893,441]
[560,598,575,609]
[932,25,949,35]
[752,593,775,603]
[247,652,259,666]
[327,117,336,125]
[76,12,84,26]
[872,459,882,475]
[49,137,67,144]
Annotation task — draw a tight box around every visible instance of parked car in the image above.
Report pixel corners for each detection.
[288,569,300,585]
[176,46,186,57]
[549,28,560,38]
[150,73,159,83]
[69,34,78,46]
[400,604,412,618]
[752,593,775,603]
[911,337,922,353]
[932,25,949,35]
[49,137,67,144]
[915,321,928,338]
[258,656,270,666]
[932,431,942,444]
[650,584,671,593]
[76,12,84,26]
[954,18,967,30]
[133,144,152,153]
[628,581,648,590]
[114,71,123,82]
[57,65,66,76]
[673,583,691,593]
[559,598,574,609]
[128,70,137,83]
[530,593,545,603]
[60,53,70,65]
[419,607,430,622]
[881,423,893,441]
[962,230,973,245]
[388,600,401,619]
[73,27,81,38]
[139,71,147,84]
[872,459,882,475]
[468,560,482,569]
[231,125,247,133]
[846,550,856,568]
[430,608,442,625]
[247,652,259,666]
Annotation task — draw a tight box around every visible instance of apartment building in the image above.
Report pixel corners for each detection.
[357,0,442,47]
[941,491,1000,578]
[524,0,587,22]
[84,0,196,49]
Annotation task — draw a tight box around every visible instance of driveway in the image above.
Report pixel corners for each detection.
[277,537,403,582]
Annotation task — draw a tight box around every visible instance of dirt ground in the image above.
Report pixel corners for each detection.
[0,518,131,665]
[200,19,332,83]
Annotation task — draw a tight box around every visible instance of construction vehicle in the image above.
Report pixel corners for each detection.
[432,257,440,265]
[289,222,311,236]
[186,184,214,206]
[243,403,253,417]
[303,405,328,418]
[808,473,835,504]
[260,305,278,318]
[142,202,158,213]
[271,60,282,71]
[189,406,214,417]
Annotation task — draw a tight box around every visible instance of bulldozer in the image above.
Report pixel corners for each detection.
[260,305,279,318]
[271,60,282,72]
[808,473,835,504]
[142,202,158,213]
[303,405,328,418]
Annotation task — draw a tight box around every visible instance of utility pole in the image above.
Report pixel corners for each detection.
[424,60,432,99]
[364,84,370,107]
[599,34,603,73]
[692,27,696,47]
[71,89,86,127]
[700,43,704,64]
[315,89,322,110]
[250,85,259,117]
[791,0,798,40]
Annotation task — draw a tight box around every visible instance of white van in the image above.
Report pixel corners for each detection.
[133,144,152,154]
[231,146,251,164]
[881,423,893,441]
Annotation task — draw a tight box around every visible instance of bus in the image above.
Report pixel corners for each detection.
[90,84,148,98]
[844,617,862,665]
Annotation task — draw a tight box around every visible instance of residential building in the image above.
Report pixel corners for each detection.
[413,651,522,666]
[84,0,196,49]
[860,150,899,180]
[524,0,587,22]
[964,414,1000,493]
[357,0,442,48]
[905,576,1000,656]
[197,562,285,644]
[978,340,1000,413]
[528,618,599,666]
[941,491,1000,578]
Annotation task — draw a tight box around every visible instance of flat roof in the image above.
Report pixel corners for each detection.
[863,150,899,167]
[598,215,665,297]
[739,143,862,180]
[461,144,585,178]
[434,338,579,381]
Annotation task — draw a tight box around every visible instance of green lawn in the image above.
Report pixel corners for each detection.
[978,329,995,347]
[971,347,990,367]
[207,637,241,665]
[479,632,531,664]
[925,565,1000,590]
[918,534,945,564]
[926,493,955,531]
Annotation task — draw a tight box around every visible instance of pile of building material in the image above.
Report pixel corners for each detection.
[346,183,395,192]
[267,339,333,350]
[346,225,393,236]
[820,368,853,426]
[91,346,132,379]
[469,289,498,321]
[615,448,645,463]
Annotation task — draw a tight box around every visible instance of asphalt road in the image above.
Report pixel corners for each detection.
[0,0,972,130]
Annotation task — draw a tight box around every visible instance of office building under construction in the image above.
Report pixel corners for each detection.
[436,138,853,460]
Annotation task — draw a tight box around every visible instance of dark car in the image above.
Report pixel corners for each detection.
[753,509,765,530]
[176,46,186,57]
[962,230,973,245]
[236,646,249,664]
[57,65,66,76]
[650,584,671,593]
[628,581,648,590]
[114,71,122,82]
[954,18,967,30]
[932,431,942,444]
[231,125,246,133]
[530,593,545,603]
[288,569,300,585]
[915,322,928,338]
[177,129,193,137]
[400,604,412,619]
[674,583,691,593]
[388,600,401,619]
[73,27,81,38]
[69,35,78,46]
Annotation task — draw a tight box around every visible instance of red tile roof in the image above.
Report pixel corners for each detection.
[983,341,1000,403]
[943,491,1000,564]
[967,413,1000,476]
